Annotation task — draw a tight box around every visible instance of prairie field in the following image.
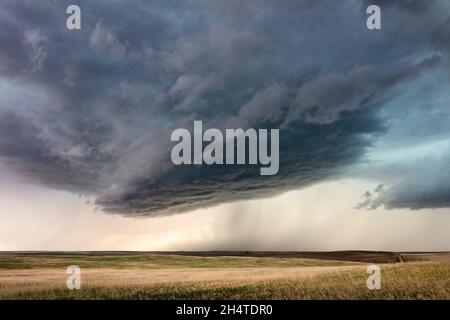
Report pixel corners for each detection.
[0,251,449,300]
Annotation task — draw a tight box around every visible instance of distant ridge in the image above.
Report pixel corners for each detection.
[2,250,449,263]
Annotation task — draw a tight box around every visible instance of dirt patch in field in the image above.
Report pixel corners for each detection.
[169,251,403,263]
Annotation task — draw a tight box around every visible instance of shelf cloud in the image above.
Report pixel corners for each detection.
[0,0,449,216]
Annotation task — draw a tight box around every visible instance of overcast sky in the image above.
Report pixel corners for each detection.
[0,0,449,251]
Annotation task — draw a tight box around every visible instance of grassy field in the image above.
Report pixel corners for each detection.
[0,252,449,300]
[0,252,349,269]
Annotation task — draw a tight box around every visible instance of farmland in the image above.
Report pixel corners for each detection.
[0,251,449,300]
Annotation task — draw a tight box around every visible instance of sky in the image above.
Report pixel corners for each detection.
[0,0,449,251]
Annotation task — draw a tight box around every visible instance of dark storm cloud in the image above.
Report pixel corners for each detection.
[0,0,449,216]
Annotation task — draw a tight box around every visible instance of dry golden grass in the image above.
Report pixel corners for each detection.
[0,265,363,298]
[0,252,449,300]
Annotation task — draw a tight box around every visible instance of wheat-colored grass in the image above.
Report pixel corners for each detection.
[1,253,449,300]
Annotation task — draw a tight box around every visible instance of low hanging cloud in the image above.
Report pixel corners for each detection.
[0,0,449,216]
[357,148,450,210]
